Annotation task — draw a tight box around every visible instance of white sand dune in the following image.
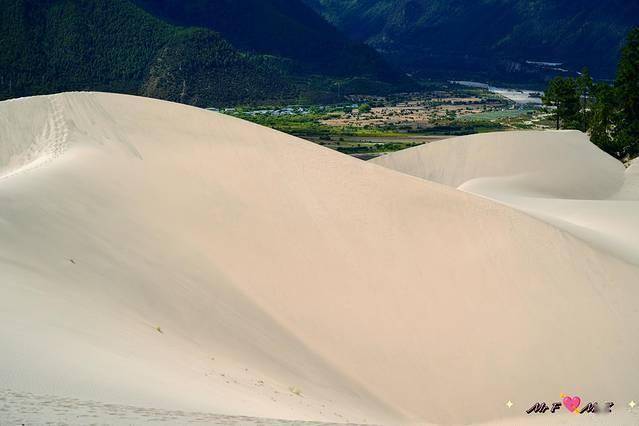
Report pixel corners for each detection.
[372,130,639,265]
[1,94,638,425]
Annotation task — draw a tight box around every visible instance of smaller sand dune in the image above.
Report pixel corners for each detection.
[371,130,639,264]
[614,158,639,200]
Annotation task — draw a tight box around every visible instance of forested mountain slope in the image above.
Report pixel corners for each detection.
[132,0,400,82]
[305,0,639,81]
[0,0,296,106]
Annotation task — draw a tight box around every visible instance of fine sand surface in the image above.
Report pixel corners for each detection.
[1,388,371,426]
[371,131,639,265]
[1,93,638,425]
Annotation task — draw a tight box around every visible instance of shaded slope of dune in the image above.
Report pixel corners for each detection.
[1,94,638,425]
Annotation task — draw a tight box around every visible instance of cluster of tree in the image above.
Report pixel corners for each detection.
[543,28,639,160]
[358,103,372,114]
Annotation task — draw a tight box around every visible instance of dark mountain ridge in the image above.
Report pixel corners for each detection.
[132,0,399,82]
[305,0,639,83]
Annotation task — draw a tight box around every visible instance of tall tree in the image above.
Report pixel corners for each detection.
[590,83,620,157]
[615,27,639,158]
[577,68,594,132]
[543,77,580,130]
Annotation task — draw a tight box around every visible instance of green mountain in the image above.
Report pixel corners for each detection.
[0,0,297,106]
[0,0,404,106]
[304,0,639,82]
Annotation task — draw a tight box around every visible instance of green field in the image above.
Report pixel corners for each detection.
[458,108,535,122]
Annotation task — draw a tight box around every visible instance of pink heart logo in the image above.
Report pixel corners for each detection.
[563,396,581,412]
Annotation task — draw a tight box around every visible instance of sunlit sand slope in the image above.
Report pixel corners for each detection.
[1,94,638,425]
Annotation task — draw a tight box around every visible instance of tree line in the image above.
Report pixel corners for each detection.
[543,28,639,161]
